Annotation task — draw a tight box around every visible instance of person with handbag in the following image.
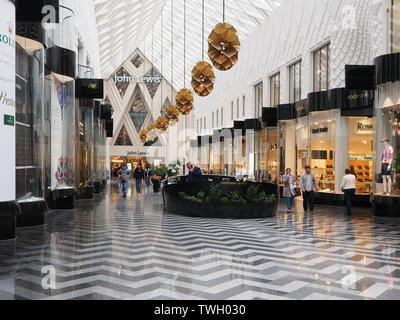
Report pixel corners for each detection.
[341,169,356,215]
[283,168,297,213]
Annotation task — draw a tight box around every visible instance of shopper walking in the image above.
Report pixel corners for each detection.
[119,164,130,197]
[282,168,297,214]
[341,169,356,215]
[300,165,318,212]
[134,163,145,197]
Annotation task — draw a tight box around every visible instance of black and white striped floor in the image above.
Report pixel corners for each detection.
[0,182,399,300]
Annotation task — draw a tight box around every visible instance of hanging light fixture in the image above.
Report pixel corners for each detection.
[155,116,169,132]
[166,0,180,126]
[208,1,241,71]
[191,0,215,97]
[146,123,158,142]
[176,0,194,114]
[165,105,180,124]
[139,129,148,143]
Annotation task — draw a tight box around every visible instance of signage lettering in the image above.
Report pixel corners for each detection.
[113,74,162,84]
[88,83,98,89]
[347,92,369,100]
[357,123,373,131]
[312,127,329,134]
[0,90,15,107]
[127,151,147,156]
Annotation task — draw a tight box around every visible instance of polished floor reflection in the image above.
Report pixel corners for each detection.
[0,182,400,300]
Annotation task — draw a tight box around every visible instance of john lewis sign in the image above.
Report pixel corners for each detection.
[113,74,162,84]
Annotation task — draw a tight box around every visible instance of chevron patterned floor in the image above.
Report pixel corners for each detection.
[0,182,400,300]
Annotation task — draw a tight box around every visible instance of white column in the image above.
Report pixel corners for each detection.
[335,115,349,194]
[0,0,15,203]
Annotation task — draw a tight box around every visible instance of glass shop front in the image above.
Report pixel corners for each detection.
[279,107,375,197]
[15,35,46,206]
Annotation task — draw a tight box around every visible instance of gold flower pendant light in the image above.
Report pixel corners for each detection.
[191,0,216,97]
[155,116,169,132]
[165,105,180,125]
[176,0,195,113]
[176,89,194,115]
[208,22,240,71]
[146,123,158,142]
[139,129,148,143]
[191,61,215,97]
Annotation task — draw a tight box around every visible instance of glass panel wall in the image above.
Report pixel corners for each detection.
[348,117,374,195]
[255,82,263,118]
[390,0,400,53]
[289,61,301,103]
[309,111,336,193]
[314,44,330,91]
[270,73,280,107]
[78,104,94,188]
[15,36,45,203]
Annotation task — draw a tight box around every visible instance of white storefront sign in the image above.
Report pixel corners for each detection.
[113,74,162,84]
[0,0,15,202]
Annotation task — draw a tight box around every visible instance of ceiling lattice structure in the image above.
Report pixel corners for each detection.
[94,0,283,89]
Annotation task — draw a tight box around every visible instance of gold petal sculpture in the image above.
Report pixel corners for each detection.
[146,124,158,141]
[191,61,215,97]
[155,116,169,132]
[176,88,194,115]
[139,129,147,143]
[208,22,241,71]
[165,105,180,125]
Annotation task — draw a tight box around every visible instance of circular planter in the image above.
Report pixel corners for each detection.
[162,176,279,219]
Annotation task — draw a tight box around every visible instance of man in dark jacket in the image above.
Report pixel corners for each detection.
[186,162,203,183]
[133,164,145,197]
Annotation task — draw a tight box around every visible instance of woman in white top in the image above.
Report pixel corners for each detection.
[341,169,356,215]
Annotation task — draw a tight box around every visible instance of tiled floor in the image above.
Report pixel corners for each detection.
[0,182,400,300]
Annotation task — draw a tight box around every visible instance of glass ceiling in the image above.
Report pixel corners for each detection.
[94,0,283,89]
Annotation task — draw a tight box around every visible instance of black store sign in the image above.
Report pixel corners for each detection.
[295,99,309,118]
[342,89,374,117]
[76,79,104,99]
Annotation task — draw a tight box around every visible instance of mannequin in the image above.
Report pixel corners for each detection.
[381,138,394,195]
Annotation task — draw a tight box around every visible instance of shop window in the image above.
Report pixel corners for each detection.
[129,88,148,133]
[113,67,131,99]
[131,53,144,68]
[313,44,330,91]
[289,61,301,103]
[390,0,400,53]
[270,73,280,107]
[348,117,374,195]
[309,115,336,193]
[204,117,207,130]
[243,96,246,117]
[144,67,162,99]
[237,98,240,118]
[212,112,215,128]
[161,97,171,117]
[197,120,199,134]
[296,116,310,180]
[231,102,234,120]
[255,82,263,117]
[114,125,133,146]
[377,109,400,195]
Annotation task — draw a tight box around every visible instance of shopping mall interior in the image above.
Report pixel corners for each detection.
[0,0,400,303]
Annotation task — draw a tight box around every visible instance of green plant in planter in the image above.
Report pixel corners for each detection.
[152,160,182,180]
[246,185,261,203]
[209,184,222,202]
[220,197,230,205]
[229,191,247,206]
[178,192,187,199]
[257,192,276,205]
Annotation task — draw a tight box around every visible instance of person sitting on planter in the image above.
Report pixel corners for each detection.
[186,162,203,183]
